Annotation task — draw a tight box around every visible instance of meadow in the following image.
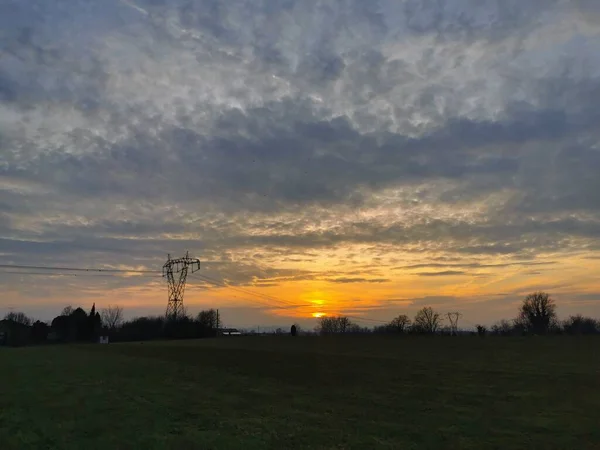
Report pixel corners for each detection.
[1,335,599,449]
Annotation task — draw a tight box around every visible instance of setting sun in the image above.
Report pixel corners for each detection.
[313,312,326,318]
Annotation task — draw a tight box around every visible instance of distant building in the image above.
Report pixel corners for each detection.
[220,328,241,336]
[0,320,32,347]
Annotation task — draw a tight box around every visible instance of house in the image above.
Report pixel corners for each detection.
[0,320,32,347]
[220,328,241,336]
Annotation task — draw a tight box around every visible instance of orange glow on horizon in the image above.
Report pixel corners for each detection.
[15,249,600,324]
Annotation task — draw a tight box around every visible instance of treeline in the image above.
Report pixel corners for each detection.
[0,305,223,346]
[317,292,600,336]
[113,309,221,342]
[2,291,600,347]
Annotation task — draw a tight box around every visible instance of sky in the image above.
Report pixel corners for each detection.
[1,0,599,329]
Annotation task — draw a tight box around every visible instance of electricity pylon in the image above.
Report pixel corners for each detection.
[162,251,200,320]
[447,312,462,336]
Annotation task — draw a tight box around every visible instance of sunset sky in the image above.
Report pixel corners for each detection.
[1,0,600,329]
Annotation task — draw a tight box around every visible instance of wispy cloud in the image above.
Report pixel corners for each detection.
[416,271,467,277]
[326,278,391,284]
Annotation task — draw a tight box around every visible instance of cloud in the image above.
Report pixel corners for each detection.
[416,271,467,277]
[1,0,600,323]
[326,277,391,284]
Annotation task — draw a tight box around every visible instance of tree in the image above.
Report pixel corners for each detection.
[518,292,557,335]
[338,316,350,333]
[291,324,297,336]
[88,303,102,341]
[317,316,355,335]
[476,325,487,336]
[31,320,49,342]
[491,319,514,336]
[563,315,599,335]
[413,307,442,334]
[197,309,218,330]
[390,314,411,333]
[3,311,32,326]
[101,305,124,330]
[116,316,165,342]
[61,306,74,316]
[51,315,71,341]
[71,307,89,341]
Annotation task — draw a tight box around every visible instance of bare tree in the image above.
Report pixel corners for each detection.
[3,311,32,326]
[390,314,411,333]
[101,305,124,330]
[197,309,218,330]
[518,292,557,335]
[318,316,355,335]
[413,307,442,334]
[563,315,599,335]
[61,305,74,316]
[338,316,350,333]
[491,319,514,336]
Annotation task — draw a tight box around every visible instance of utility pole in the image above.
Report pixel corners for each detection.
[162,251,200,320]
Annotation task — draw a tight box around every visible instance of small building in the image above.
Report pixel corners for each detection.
[0,320,32,347]
[220,328,241,336]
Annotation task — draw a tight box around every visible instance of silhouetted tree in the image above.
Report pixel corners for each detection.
[197,309,218,329]
[390,314,411,333]
[101,305,124,330]
[491,319,514,336]
[164,314,196,339]
[476,325,487,336]
[413,307,442,334]
[318,316,356,335]
[3,311,32,326]
[88,303,102,341]
[291,324,297,336]
[563,315,599,335]
[50,315,71,342]
[195,309,220,337]
[71,307,89,341]
[347,323,370,334]
[116,316,166,342]
[49,306,92,342]
[31,321,49,342]
[61,306,74,316]
[518,292,557,335]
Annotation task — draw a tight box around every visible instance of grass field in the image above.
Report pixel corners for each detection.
[1,336,600,449]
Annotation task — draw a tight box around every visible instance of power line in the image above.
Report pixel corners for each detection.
[190,273,300,310]
[345,315,388,324]
[191,272,300,308]
[2,261,390,324]
[0,264,159,274]
[0,270,161,278]
[192,272,389,323]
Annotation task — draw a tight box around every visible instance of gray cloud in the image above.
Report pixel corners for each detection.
[326,277,391,284]
[396,261,557,270]
[2,0,600,323]
[416,271,466,277]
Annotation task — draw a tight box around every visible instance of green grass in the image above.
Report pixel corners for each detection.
[1,336,600,449]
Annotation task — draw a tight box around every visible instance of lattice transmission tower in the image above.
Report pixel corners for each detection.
[162,251,200,320]
[447,312,462,336]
